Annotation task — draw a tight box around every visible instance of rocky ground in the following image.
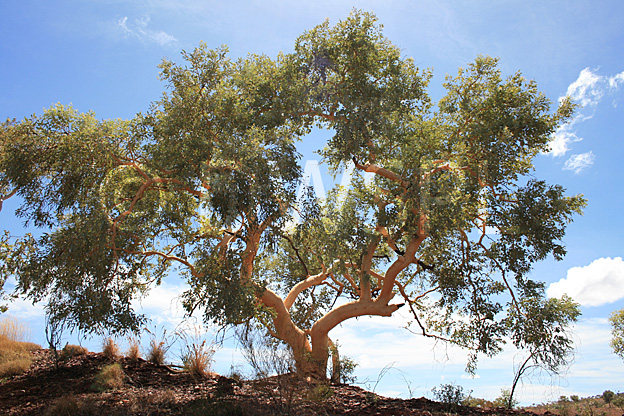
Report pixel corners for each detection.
[0,349,547,415]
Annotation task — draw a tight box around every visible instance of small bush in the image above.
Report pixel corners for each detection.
[336,355,358,384]
[603,390,615,406]
[92,363,124,392]
[44,394,98,416]
[61,344,88,361]
[431,382,471,412]
[492,388,519,409]
[182,340,215,378]
[102,338,119,361]
[126,338,141,361]
[308,382,334,402]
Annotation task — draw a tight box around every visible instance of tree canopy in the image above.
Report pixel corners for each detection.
[609,308,624,361]
[0,11,584,379]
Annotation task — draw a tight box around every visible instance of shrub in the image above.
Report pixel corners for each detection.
[60,344,88,361]
[613,395,624,409]
[44,395,98,416]
[92,363,124,391]
[102,338,119,361]
[126,338,141,361]
[335,355,358,384]
[181,339,215,378]
[492,388,519,409]
[603,390,615,406]
[308,382,334,402]
[431,383,471,412]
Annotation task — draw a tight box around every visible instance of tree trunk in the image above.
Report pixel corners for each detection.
[259,283,403,380]
[329,338,341,384]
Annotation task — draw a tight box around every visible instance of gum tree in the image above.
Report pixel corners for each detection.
[0,11,583,379]
[610,308,624,360]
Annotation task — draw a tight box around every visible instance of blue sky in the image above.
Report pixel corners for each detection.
[2,0,624,405]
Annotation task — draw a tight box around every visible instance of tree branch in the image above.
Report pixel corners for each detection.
[123,249,204,278]
[0,188,17,213]
[282,234,310,276]
[284,264,330,310]
[352,157,410,188]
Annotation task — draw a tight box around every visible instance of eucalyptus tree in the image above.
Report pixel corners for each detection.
[610,308,624,360]
[0,11,583,379]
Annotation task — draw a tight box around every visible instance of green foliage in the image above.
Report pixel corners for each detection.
[431,382,471,412]
[602,390,615,406]
[609,308,624,360]
[335,355,358,384]
[91,363,125,392]
[492,388,519,409]
[0,10,584,378]
[308,382,334,402]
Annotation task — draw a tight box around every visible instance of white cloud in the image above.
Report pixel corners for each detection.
[330,307,470,370]
[547,257,624,306]
[548,124,582,157]
[565,68,604,108]
[547,68,624,159]
[563,151,595,174]
[608,71,624,90]
[132,281,189,327]
[116,15,177,47]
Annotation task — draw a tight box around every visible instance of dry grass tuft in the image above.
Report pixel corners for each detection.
[60,344,88,361]
[126,338,141,361]
[0,357,32,378]
[182,339,215,378]
[91,363,125,392]
[0,316,39,378]
[148,339,167,365]
[0,315,29,342]
[44,394,98,416]
[102,337,119,361]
